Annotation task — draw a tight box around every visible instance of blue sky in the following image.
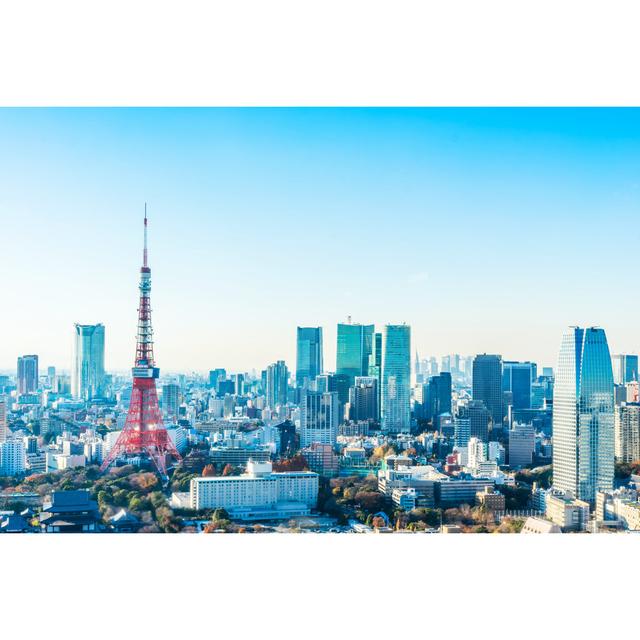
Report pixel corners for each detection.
[0,108,638,374]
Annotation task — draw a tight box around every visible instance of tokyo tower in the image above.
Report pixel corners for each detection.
[100,207,181,476]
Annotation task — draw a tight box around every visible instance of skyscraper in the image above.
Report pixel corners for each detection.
[0,398,7,443]
[368,331,382,377]
[472,354,503,428]
[454,417,471,448]
[381,324,411,434]
[502,361,535,410]
[296,327,323,388]
[612,354,639,385]
[72,323,106,400]
[466,400,491,442]
[351,376,378,422]
[300,390,339,447]
[614,402,640,463]
[508,422,535,467]
[234,373,245,396]
[208,368,226,389]
[425,372,452,422]
[17,355,38,396]
[266,360,289,409]
[162,383,180,419]
[368,331,382,417]
[336,321,374,385]
[553,326,614,504]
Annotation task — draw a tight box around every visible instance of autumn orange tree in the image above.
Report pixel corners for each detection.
[202,464,217,477]
[272,455,309,472]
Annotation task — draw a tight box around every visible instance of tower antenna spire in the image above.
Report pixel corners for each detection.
[143,202,148,268]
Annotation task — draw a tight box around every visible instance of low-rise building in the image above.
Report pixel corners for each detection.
[109,508,142,533]
[377,463,443,507]
[301,442,339,476]
[384,455,414,470]
[521,517,561,534]
[475,486,506,511]
[209,446,271,467]
[531,483,550,512]
[0,514,33,533]
[55,453,86,471]
[339,421,371,437]
[545,493,590,532]
[441,524,462,533]
[40,490,100,533]
[596,489,640,531]
[392,488,417,511]
[437,476,495,507]
[342,446,367,466]
[190,460,319,519]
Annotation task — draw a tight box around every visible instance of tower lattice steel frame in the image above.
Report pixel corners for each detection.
[100,207,181,475]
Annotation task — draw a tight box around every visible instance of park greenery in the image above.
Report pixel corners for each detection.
[0,464,182,532]
[614,461,640,479]
[515,464,552,489]
[0,448,542,533]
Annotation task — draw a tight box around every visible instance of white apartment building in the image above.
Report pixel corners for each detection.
[190,460,319,514]
[83,440,104,465]
[467,437,486,468]
[56,454,86,471]
[167,426,188,454]
[0,439,26,476]
[103,430,122,455]
[26,452,46,473]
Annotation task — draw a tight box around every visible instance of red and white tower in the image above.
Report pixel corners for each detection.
[100,207,181,476]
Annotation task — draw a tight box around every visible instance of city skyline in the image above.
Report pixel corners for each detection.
[0,135,633,537]
[1,108,640,371]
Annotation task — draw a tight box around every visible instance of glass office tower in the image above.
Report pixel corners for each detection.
[296,327,324,388]
[381,324,411,433]
[472,354,503,427]
[72,324,106,400]
[17,354,39,396]
[266,360,289,409]
[502,361,536,410]
[336,322,374,384]
[612,353,638,385]
[553,326,614,504]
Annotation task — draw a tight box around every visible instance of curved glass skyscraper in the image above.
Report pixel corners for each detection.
[552,326,614,504]
[381,324,411,434]
[72,323,105,400]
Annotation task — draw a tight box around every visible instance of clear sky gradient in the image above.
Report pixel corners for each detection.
[1,108,638,374]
